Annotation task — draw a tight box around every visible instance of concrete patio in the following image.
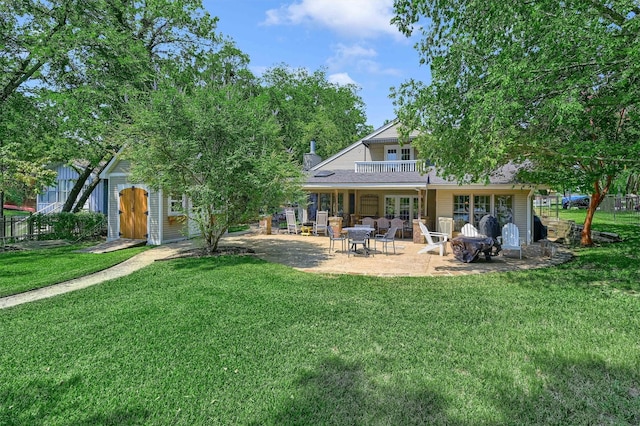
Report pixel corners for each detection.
[218,231,573,277]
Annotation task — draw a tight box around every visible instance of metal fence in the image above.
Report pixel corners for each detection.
[1,213,107,245]
[1,215,53,243]
[534,194,640,224]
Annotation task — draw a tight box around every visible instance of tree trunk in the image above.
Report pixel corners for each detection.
[62,165,95,212]
[72,177,101,213]
[580,176,612,246]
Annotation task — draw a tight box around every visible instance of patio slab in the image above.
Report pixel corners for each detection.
[219,231,573,277]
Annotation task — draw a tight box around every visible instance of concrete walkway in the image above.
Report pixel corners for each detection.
[1,232,572,310]
[0,240,194,310]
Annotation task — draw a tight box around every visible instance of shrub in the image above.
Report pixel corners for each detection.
[29,212,106,241]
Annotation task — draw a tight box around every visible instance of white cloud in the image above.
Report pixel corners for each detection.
[263,0,402,39]
[327,43,403,77]
[328,72,358,86]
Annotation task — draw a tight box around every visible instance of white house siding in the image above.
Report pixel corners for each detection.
[373,126,400,140]
[161,206,188,243]
[147,189,160,244]
[112,159,131,174]
[105,175,128,241]
[434,188,530,240]
[316,144,369,170]
[368,144,385,161]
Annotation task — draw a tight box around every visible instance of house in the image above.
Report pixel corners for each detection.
[99,156,199,245]
[302,120,537,243]
[36,163,107,214]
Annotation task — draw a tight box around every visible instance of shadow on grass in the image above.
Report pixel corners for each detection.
[0,374,150,425]
[492,353,640,424]
[264,356,448,425]
[169,235,333,270]
[168,254,269,272]
[263,353,640,425]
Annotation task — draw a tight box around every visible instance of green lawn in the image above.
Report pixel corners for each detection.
[2,209,31,217]
[1,219,638,424]
[0,244,149,297]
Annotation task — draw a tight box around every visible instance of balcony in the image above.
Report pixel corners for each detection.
[354,160,425,173]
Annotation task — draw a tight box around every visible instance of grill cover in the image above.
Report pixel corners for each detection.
[478,215,500,239]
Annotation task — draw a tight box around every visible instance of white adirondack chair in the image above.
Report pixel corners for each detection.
[499,223,522,259]
[285,210,298,234]
[461,223,480,237]
[314,210,329,236]
[418,222,448,256]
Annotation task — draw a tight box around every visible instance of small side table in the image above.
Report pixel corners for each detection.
[300,225,312,236]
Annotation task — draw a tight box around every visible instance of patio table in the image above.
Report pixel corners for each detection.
[450,235,500,263]
[342,227,375,256]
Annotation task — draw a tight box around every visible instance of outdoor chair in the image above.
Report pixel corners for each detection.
[376,217,390,236]
[390,218,404,238]
[461,223,481,237]
[314,210,329,236]
[361,217,376,230]
[374,226,398,255]
[347,229,372,257]
[327,225,346,253]
[498,223,522,259]
[285,210,299,234]
[418,222,448,256]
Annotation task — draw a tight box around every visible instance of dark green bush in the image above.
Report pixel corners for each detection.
[29,212,106,240]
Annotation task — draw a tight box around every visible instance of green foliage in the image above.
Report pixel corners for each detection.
[29,212,106,241]
[1,0,220,211]
[127,53,303,253]
[262,65,373,162]
[391,1,640,244]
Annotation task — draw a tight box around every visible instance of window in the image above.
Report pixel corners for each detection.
[452,194,515,231]
[474,195,491,224]
[401,147,412,161]
[385,195,420,221]
[168,194,185,216]
[386,148,397,161]
[385,145,413,161]
[453,195,470,231]
[307,192,339,220]
[42,186,58,203]
[495,195,513,229]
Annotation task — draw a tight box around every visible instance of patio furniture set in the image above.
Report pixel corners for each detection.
[287,209,523,262]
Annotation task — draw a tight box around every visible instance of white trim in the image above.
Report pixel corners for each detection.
[156,189,163,245]
[384,144,414,161]
[103,172,128,177]
[527,189,534,244]
[99,148,125,178]
[310,120,399,171]
[167,193,187,216]
[303,183,427,190]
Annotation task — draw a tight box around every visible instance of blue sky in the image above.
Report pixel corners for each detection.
[201,0,431,129]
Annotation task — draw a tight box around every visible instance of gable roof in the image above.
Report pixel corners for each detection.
[310,120,418,171]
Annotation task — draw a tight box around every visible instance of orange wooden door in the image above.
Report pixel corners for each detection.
[119,187,148,239]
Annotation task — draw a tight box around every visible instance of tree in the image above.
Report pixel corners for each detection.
[1,0,219,213]
[262,65,373,163]
[0,93,57,216]
[127,53,302,253]
[391,0,640,245]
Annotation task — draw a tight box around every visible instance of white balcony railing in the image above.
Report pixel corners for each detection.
[354,160,425,173]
